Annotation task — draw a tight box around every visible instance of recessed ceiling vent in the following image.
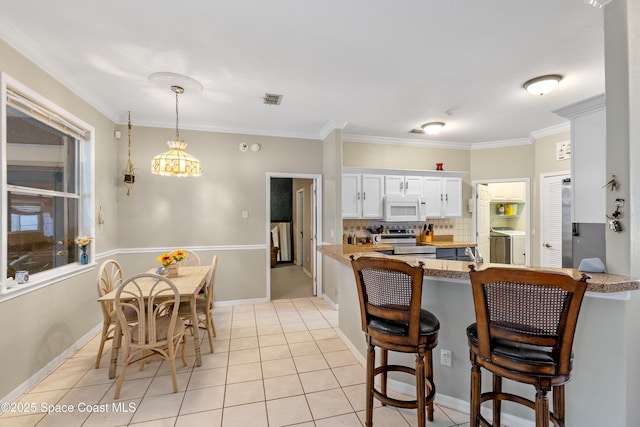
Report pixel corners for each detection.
[263,93,283,105]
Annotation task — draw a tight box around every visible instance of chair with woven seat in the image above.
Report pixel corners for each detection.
[467,266,589,427]
[350,255,440,427]
[177,255,218,352]
[95,259,137,369]
[114,273,187,399]
[179,249,201,266]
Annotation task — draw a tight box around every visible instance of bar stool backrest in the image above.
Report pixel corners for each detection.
[351,256,425,345]
[469,267,588,375]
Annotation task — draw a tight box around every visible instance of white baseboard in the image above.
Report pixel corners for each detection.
[322,294,338,310]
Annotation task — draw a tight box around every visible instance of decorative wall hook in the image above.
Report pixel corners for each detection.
[98,205,105,226]
[606,198,624,232]
[602,175,619,191]
[123,111,135,195]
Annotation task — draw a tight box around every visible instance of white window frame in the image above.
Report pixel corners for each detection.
[1,72,95,300]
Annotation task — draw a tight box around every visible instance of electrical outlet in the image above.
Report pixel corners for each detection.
[440,349,452,367]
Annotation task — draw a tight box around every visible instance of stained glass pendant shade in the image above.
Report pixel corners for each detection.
[151,85,202,177]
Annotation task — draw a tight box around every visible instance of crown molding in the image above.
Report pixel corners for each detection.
[468,137,533,151]
[529,122,570,139]
[343,134,472,150]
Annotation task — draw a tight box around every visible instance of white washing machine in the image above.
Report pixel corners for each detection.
[490,227,526,265]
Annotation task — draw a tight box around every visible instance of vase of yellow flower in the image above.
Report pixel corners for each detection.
[156,249,187,277]
[76,236,93,265]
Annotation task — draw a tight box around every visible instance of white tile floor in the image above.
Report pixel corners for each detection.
[0,298,470,426]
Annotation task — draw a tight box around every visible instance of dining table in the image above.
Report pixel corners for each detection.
[98,265,211,379]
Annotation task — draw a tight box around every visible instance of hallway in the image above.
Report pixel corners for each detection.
[270,264,314,300]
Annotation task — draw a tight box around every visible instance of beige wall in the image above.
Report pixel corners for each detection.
[0,38,325,399]
[0,39,118,398]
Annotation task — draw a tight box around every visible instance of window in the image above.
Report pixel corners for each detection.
[1,73,94,295]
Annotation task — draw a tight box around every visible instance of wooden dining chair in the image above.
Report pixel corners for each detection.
[177,255,218,352]
[95,259,136,369]
[467,265,589,427]
[114,273,187,399]
[179,249,201,266]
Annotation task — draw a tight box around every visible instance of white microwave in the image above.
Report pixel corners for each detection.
[383,196,421,222]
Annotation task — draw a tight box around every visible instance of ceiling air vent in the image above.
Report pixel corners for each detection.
[263,93,283,105]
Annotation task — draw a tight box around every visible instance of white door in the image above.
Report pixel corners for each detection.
[311,181,317,296]
[296,189,304,266]
[476,184,491,261]
[541,173,569,267]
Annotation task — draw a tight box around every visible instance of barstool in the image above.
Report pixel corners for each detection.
[467,265,589,427]
[350,255,440,427]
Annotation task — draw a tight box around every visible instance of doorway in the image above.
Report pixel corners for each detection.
[472,178,530,265]
[266,173,322,301]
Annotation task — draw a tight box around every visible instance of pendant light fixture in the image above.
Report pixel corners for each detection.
[151,85,202,177]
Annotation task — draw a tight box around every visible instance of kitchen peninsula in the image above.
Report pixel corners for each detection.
[320,244,639,426]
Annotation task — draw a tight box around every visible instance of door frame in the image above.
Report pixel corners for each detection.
[471,177,531,265]
[295,188,304,267]
[266,172,322,301]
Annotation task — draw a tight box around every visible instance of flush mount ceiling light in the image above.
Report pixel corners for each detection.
[584,0,613,8]
[421,122,445,135]
[151,85,203,177]
[523,74,563,96]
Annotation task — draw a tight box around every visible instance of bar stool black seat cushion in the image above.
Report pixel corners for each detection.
[467,323,568,366]
[369,309,440,337]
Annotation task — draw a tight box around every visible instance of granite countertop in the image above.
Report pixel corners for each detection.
[342,243,393,254]
[319,244,639,294]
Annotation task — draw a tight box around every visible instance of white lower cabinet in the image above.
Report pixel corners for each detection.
[342,174,384,219]
[421,177,462,219]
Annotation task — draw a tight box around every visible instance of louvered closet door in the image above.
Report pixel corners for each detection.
[541,173,569,267]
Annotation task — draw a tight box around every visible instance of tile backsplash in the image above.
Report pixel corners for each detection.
[343,218,473,242]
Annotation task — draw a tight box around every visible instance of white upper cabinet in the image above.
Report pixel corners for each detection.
[554,95,606,223]
[342,174,361,218]
[361,175,385,218]
[342,174,384,219]
[343,168,467,221]
[421,176,462,219]
[442,177,463,217]
[490,182,525,201]
[384,175,423,197]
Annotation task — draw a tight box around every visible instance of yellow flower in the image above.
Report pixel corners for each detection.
[171,249,187,262]
[75,236,93,247]
[157,253,174,266]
